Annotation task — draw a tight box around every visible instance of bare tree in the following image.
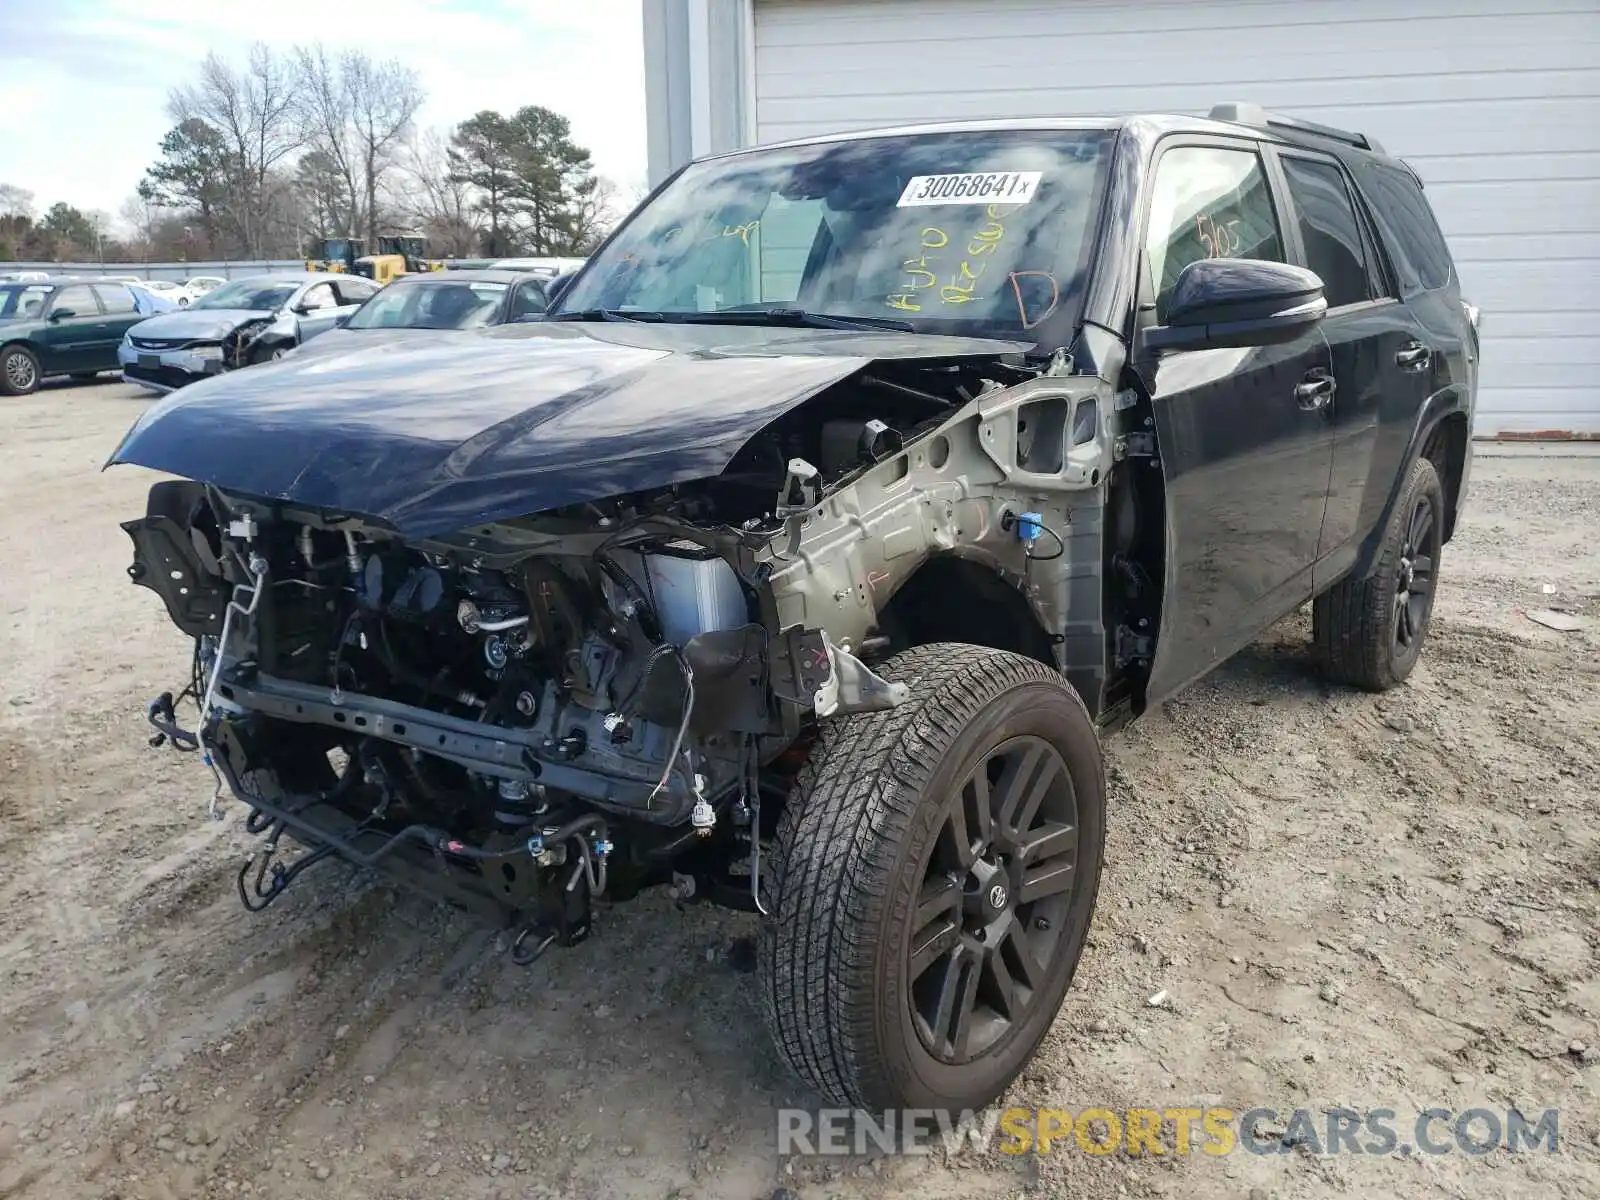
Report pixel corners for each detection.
[292,45,361,236]
[292,46,423,246]
[169,45,301,256]
[0,183,34,220]
[118,193,167,262]
[569,176,623,252]
[394,127,480,256]
[346,53,423,246]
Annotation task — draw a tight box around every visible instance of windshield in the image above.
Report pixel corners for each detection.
[556,129,1112,339]
[0,284,53,320]
[345,280,507,330]
[190,279,299,311]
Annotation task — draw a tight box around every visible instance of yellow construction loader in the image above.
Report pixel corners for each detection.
[304,236,365,274]
[354,234,443,285]
[305,234,443,285]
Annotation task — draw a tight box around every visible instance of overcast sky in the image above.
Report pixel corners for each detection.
[0,0,647,227]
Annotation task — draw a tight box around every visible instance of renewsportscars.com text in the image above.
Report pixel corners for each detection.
[777,1105,1562,1158]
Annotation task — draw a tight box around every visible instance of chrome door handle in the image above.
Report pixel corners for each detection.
[1295,369,1335,410]
[1396,342,1431,370]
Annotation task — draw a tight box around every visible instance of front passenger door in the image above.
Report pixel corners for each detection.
[293,282,343,341]
[508,278,549,322]
[332,278,378,314]
[1137,141,1336,702]
[35,284,104,374]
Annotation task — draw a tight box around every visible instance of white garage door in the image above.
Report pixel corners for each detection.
[752,0,1600,435]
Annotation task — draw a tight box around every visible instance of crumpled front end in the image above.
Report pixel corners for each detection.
[118,328,1121,954]
[121,473,902,947]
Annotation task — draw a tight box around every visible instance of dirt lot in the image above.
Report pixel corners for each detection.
[1,379,1595,1200]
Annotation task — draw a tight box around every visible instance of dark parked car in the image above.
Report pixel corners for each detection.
[112,104,1475,1113]
[287,269,552,360]
[0,278,149,394]
[118,273,379,393]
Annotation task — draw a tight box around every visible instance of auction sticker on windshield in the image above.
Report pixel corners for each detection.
[898,171,1042,207]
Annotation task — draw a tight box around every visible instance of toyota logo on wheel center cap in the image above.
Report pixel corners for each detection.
[988,883,1009,909]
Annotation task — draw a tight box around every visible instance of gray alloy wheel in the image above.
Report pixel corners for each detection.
[1314,456,1446,691]
[1,345,40,396]
[761,643,1106,1110]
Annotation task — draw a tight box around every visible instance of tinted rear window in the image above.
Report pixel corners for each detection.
[1352,160,1454,294]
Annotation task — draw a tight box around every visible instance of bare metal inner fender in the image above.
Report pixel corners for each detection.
[759,372,1116,698]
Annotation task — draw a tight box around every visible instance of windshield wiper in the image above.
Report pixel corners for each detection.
[676,307,916,333]
[547,308,666,323]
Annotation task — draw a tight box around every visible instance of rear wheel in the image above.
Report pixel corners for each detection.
[760,643,1105,1109]
[1314,456,1445,690]
[1,344,40,396]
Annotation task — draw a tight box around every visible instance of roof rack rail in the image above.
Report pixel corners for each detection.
[1208,102,1385,155]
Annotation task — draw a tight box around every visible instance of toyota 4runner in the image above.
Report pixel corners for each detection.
[112,102,1477,1112]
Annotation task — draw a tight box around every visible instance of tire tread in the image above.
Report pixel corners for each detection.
[1314,456,1442,692]
[759,643,1095,1107]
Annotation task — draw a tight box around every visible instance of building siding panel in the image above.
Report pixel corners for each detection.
[751,0,1600,433]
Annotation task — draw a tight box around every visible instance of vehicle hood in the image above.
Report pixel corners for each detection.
[285,326,477,359]
[128,307,275,341]
[108,320,1030,537]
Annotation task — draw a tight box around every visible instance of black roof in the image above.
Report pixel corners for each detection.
[723,104,1396,169]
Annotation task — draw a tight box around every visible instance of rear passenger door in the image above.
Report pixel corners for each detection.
[91,284,144,366]
[1267,149,1433,583]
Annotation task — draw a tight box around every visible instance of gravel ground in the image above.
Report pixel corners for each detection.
[1,379,1596,1200]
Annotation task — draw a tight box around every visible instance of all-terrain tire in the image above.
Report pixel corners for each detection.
[1314,456,1445,691]
[1,344,41,396]
[760,643,1106,1110]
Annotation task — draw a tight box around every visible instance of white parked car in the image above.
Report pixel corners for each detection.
[183,275,225,300]
[139,279,192,306]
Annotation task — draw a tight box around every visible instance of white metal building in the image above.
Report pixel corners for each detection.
[644,0,1600,436]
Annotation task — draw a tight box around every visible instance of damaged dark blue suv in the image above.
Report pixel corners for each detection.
[111,102,1476,1113]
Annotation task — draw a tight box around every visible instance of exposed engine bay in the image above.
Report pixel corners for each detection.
[120,346,1145,958]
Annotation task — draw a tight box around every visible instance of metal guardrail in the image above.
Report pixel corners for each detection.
[0,260,307,283]
[3,258,498,282]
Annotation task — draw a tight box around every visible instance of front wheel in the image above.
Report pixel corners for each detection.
[760,643,1105,1110]
[1,344,41,396]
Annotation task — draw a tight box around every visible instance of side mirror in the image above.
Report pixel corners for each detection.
[49,308,76,322]
[1144,259,1325,353]
[333,313,351,327]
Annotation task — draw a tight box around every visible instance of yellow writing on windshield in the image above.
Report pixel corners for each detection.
[884,204,1037,315]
